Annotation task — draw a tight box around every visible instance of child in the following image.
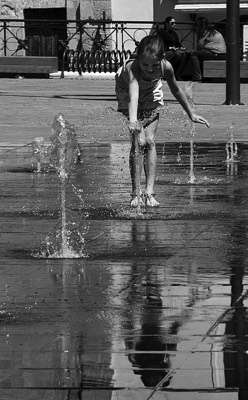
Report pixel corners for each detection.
[115,35,209,207]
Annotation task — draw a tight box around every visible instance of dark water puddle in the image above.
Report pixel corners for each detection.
[6,167,38,173]
[88,249,173,260]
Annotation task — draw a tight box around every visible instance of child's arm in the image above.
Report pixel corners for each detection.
[127,66,141,132]
[164,61,210,127]
[128,75,139,124]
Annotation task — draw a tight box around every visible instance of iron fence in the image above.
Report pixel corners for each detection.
[3,17,232,77]
[59,19,196,77]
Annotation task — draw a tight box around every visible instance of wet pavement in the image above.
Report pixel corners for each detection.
[1,78,248,399]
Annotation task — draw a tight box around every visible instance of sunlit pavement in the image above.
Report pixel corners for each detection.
[0,78,248,400]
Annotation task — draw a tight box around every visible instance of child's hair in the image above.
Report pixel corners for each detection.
[136,35,165,61]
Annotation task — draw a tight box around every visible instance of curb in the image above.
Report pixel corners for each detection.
[50,71,116,80]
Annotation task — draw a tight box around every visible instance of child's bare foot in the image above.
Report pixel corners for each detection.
[145,194,160,207]
[130,195,144,208]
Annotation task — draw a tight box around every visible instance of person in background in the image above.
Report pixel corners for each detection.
[115,35,209,208]
[190,16,226,81]
[158,16,188,81]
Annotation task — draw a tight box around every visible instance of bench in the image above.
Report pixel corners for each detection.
[0,56,58,77]
[203,60,248,80]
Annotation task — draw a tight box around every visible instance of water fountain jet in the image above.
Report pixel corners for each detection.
[31,137,47,172]
[184,82,196,184]
[226,122,238,163]
[225,122,238,176]
[36,114,88,259]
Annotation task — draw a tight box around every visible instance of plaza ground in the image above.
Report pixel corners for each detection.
[0,77,248,400]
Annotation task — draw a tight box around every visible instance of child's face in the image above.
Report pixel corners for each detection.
[138,54,161,79]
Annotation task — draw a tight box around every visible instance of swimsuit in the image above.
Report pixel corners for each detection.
[115,59,164,112]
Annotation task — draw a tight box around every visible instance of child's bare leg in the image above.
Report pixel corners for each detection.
[144,143,157,194]
[144,119,160,207]
[129,148,143,194]
[129,129,146,206]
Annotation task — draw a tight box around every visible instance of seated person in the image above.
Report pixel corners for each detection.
[158,16,188,81]
[190,17,226,81]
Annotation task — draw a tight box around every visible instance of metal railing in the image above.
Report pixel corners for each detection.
[60,19,197,77]
[0,18,195,52]
[0,18,196,76]
[2,17,239,77]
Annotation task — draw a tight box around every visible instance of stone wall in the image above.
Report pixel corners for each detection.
[80,0,111,20]
[0,0,111,19]
[67,0,80,20]
[0,1,66,18]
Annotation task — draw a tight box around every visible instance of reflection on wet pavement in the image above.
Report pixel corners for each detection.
[0,142,248,399]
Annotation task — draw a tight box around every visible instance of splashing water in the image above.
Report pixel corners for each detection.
[36,114,88,258]
[226,123,238,163]
[177,143,183,163]
[32,137,47,172]
[39,212,89,259]
[50,113,79,179]
[184,82,196,184]
[225,122,238,176]
[162,84,200,184]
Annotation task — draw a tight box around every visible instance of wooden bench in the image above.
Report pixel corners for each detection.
[203,60,248,80]
[0,56,58,77]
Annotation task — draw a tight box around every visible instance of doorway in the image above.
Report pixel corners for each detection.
[24,8,67,67]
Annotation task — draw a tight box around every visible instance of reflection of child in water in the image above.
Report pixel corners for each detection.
[126,334,174,388]
[125,296,182,388]
[115,35,209,208]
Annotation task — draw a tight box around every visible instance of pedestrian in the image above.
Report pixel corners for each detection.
[190,17,226,81]
[115,35,209,208]
[158,16,188,81]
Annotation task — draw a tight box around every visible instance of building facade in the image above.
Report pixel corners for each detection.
[0,1,248,65]
[1,1,248,23]
[0,1,111,20]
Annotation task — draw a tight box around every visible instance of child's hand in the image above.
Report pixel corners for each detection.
[128,121,146,147]
[191,114,210,128]
[128,121,142,133]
